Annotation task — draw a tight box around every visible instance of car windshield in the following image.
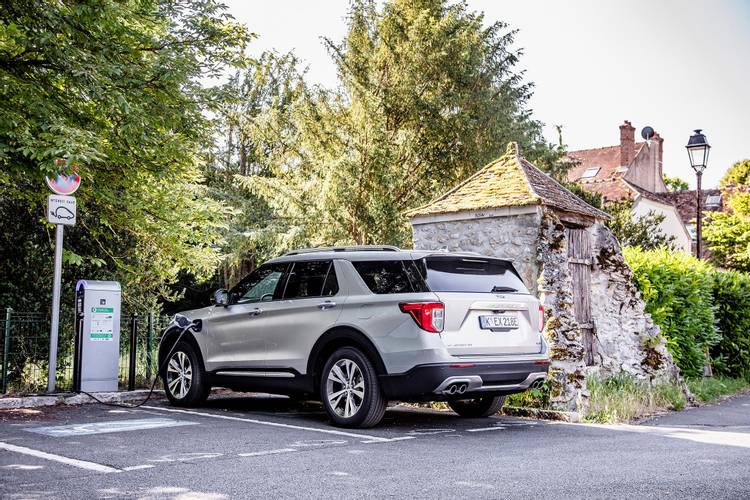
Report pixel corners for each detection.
[416,256,528,294]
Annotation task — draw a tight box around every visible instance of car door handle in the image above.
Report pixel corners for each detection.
[249,308,263,317]
[317,301,336,310]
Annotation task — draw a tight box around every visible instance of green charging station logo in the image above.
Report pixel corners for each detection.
[91,307,114,313]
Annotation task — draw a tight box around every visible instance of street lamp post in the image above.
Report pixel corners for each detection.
[686,129,710,259]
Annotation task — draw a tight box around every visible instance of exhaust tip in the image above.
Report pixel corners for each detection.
[457,383,467,394]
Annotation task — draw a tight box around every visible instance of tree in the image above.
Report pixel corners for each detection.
[720,159,750,187]
[663,174,689,192]
[605,200,675,250]
[234,0,560,252]
[0,0,251,308]
[703,192,750,271]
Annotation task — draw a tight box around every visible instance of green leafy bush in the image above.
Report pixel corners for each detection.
[710,270,750,379]
[623,247,718,377]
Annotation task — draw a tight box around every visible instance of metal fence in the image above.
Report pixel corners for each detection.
[1,308,171,394]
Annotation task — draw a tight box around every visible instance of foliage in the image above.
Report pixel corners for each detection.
[709,270,750,379]
[230,0,561,254]
[605,200,676,250]
[0,0,251,308]
[720,159,750,187]
[686,376,750,402]
[585,373,686,423]
[562,181,602,209]
[704,192,750,272]
[506,378,551,408]
[623,247,718,378]
[663,174,689,192]
[204,52,308,282]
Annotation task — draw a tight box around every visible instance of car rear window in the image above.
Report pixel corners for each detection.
[416,256,528,294]
[352,260,429,294]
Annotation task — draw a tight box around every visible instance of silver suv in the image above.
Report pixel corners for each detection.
[159,246,549,428]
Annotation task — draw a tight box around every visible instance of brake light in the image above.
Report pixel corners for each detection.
[538,304,545,332]
[399,302,444,333]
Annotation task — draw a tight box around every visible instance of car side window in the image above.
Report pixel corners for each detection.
[230,263,288,304]
[322,262,339,296]
[283,260,334,299]
[351,260,428,294]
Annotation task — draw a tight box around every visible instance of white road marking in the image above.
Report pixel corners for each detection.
[141,405,393,442]
[237,448,296,457]
[573,422,750,449]
[467,426,507,432]
[328,471,350,476]
[122,464,155,471]
[2,464,44,470]
[26,418,197,437]
[361,436,415,444]
[149,452,223,463]
[0,442,119,473]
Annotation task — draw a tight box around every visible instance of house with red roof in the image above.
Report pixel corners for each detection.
[565,120,692,254]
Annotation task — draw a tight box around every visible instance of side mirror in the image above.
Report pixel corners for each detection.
[212,289,230,307]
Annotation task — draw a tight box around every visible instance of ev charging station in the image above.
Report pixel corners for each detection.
[73,280,121,392]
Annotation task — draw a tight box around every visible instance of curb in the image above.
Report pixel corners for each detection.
[502,405,581,423]
[0,390,162,410]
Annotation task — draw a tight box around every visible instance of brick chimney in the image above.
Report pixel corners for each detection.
[619,120,635,166]
[653,131,664,171]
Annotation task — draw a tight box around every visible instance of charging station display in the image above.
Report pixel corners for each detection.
[73,280,121,392]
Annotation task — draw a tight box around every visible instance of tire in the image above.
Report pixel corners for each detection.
[448,396,506,418]
[161,340,210,407]
[320,347,387,428]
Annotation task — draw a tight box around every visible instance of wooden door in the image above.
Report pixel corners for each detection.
[567,228,596,365]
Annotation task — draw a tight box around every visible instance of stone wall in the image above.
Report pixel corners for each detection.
[411,210,543,294]
[410,207,682,413]
[588,224,680,381]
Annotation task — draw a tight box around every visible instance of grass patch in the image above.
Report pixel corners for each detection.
[585,373,687,423]
[686,376,750,403]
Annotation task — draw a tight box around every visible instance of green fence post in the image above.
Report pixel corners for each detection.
[146,312,153,381]
[2,308,11,393]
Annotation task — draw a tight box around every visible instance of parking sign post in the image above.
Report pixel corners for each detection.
[45,161,81,393]
[47,224,64,393]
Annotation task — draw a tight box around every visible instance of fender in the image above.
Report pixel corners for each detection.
[307,326,388,384]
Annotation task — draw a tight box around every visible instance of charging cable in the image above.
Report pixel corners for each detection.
[79,320,198,408]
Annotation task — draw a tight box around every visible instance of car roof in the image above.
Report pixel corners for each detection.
[265,247,512,264]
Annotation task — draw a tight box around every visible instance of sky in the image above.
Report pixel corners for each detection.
[223,0,750,188]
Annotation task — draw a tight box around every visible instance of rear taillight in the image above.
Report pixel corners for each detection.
[399,302,444,333]
[538,304,545,332]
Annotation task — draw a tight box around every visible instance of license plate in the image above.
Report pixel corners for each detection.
[479,314,519,330]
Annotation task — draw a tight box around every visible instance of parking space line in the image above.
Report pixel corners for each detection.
[122,464,155,471]
[466,426,506,433]
[238,448,297,457]
[141,405,393,442]
[0,442,119,473]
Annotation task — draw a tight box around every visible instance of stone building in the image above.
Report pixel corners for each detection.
[406,143,680,412]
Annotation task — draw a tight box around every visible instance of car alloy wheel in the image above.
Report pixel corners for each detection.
[166,351,193,399]
[325,358,365,418]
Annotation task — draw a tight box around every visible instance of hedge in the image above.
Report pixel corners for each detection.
[710,270,750,379]
[623,247,719,378]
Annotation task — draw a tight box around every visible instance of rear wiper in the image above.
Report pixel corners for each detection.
[491,286,517,293]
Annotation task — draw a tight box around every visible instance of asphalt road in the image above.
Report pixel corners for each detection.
[1,391,749,499]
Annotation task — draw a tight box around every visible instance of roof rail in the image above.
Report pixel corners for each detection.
[283,245,401,256]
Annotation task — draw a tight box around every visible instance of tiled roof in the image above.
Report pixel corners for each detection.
[406,143,609,220]
[654,189,724,224]
[565,143,646,201]
[517,156,610,220]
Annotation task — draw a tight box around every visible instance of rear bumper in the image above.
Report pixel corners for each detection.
[379,358,550,401]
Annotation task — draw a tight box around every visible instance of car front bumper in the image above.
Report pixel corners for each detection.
[379,357,550,401]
